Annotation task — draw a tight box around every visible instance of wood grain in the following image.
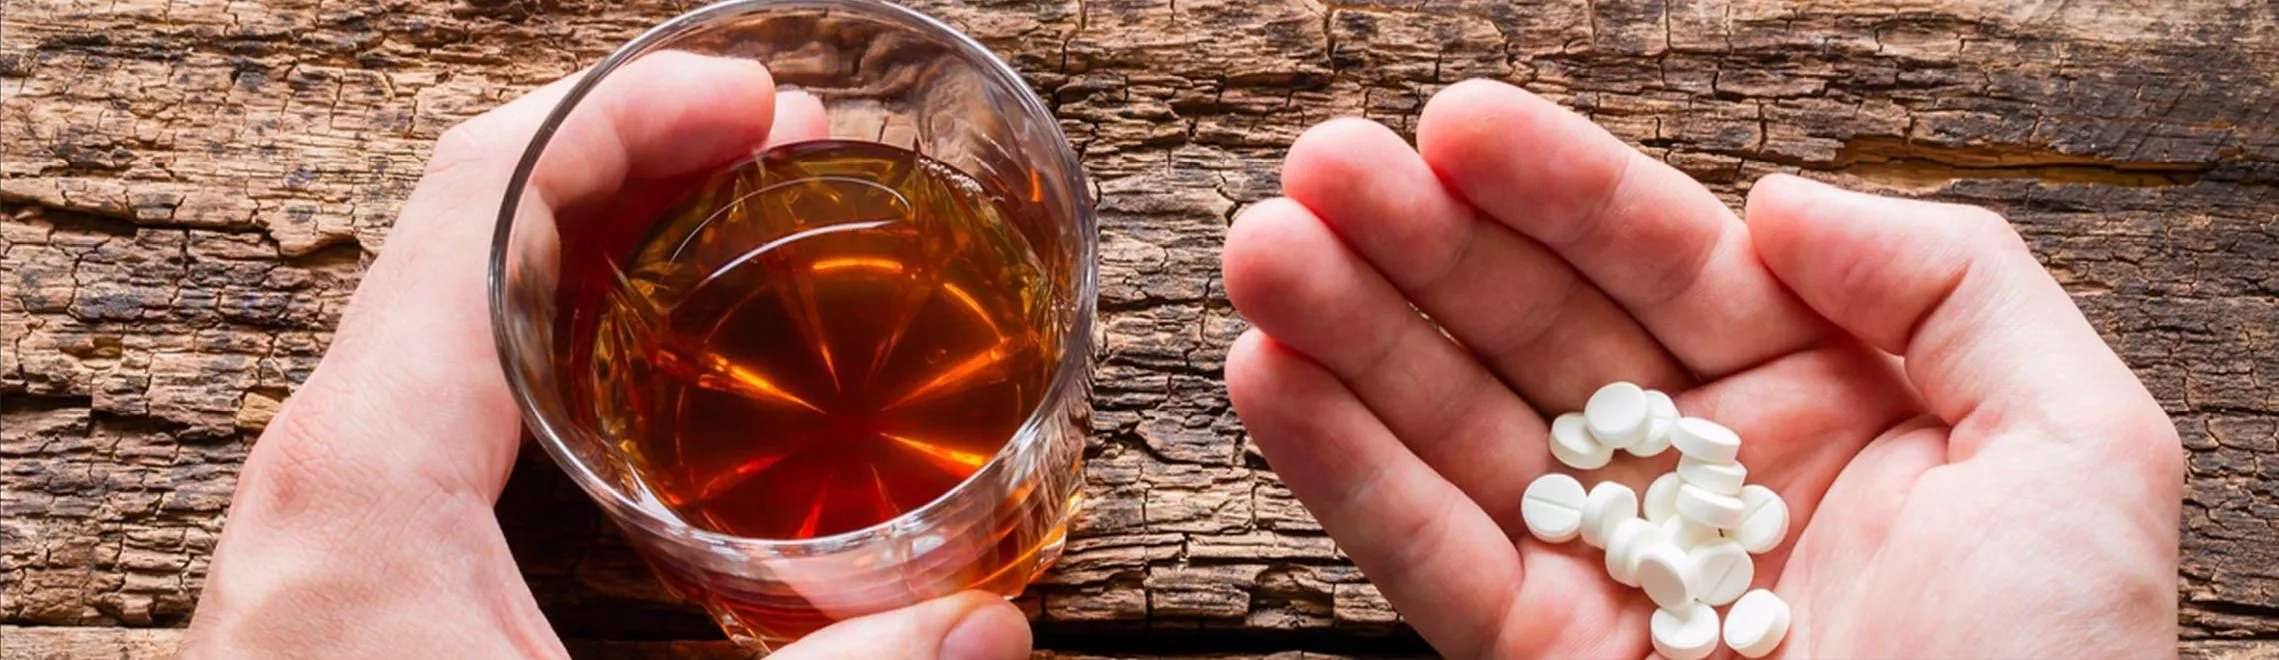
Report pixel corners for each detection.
[3,0,2275,655]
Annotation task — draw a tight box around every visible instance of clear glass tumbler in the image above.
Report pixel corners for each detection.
[486,0,1095,650]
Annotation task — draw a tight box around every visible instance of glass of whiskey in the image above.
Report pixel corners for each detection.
[486,0,1095,650]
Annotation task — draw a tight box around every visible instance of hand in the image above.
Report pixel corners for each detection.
[178,52,1031,660]
[1223,79,2182,658]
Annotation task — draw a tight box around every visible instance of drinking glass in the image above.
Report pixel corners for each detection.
[486,0,1095,650]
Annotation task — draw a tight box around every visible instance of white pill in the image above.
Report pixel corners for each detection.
[1628,424,1673,457]
[1583,382,1649,449]
[1723,589,1791,659]
[1675,483,1746,529]
[1734,485,1791,554]
[1631,393,1686,457]
[1602,518,1657,587]
[1645,389,1679,422]
[1634,542,1696,610]
[1520,473,1588,543]
[1548,412,1614,470]
[1676,456,1746,495]
[1670,417,1741,464]
[1629,390,1677,458]
[1643,473,1681,522]
[1580,481,1639,548]
[1687,539,1753,606]
[1658,514,1720,550]
[1650,602,1720,660]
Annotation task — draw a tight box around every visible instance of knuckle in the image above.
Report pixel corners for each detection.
[426,116,498,177]
[1951,203,2031,253]
[238,373,381,520]
[241,408,346,521]
[2129,408,2187,480]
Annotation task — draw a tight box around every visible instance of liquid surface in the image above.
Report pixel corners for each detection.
[580,140,1053,540]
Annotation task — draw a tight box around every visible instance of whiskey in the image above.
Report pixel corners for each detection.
[554,140,1077,642]
[584,139,1053,537]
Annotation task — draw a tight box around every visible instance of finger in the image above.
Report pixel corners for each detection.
[1223,197,1581,537]
[767,89,834,147]
[772,591,1030,660]
[1415,80,1828,378]
[1282,117,1690,411]
[1226,330,1546,658]
[1744,174,2175,464]
[514,52,778,209]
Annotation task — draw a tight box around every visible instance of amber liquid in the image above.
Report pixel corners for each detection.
[559,140,1075,643]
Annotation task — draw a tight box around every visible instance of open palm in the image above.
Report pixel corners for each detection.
[1222,80,2181,658]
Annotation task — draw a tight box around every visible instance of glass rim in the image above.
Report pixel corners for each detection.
[485,0,1097,556]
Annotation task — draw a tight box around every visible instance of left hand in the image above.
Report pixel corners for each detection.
[178,52,1031,660]
[1222,79,2181,658]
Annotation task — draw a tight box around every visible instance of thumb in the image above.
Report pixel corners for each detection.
[1744,174,2172,463]
[770,591,1032,660]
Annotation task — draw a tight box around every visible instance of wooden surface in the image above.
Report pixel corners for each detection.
[3,0,2277,656]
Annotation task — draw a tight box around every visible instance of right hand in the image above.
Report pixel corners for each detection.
[1222,79,2181,657]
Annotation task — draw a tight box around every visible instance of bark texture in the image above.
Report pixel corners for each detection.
[3,0,2275,656]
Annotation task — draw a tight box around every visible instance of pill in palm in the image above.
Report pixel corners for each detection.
[1581,481,1639,548]
[1583,382,1650,448]
[1675,483,1746,529]
[1723,589,1791,658]
[1635,543,1696,610]
[1659,514,1720,550]
[1734,485,1791,554]
[1676,456,1746,495]
[1686,539,1753,606]
[1549,412,1614,470]
[1671,417,1741,464]
[1603,517,1657,587]
[1629,389,1679,457]
[1651,602,1720,660]
[1520,473,1589,543]
[1643,473,1681,522]
[1526,381,1794,657]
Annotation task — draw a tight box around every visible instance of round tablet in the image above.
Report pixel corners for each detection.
[1676,482,1746,529]
[1645,389,1679,423]
[1723,589,1791,659]
[1643,473,1681,522]
[1628,421,1673,457]
[1734,484,1791,554]
[1687,539,1753,606]
[1635,542,1696,610]
[1602,518,1657,587]
[1670,417,1741,464]
[1630,390,1680,458]
[1583,382,1649,448]
[1520,473,1588,543]
[1548,412,1614,470]
[1658,514,1719,550]
[1650,602,1719,660]
[1676,456,1746,495]
[1581,481,1639,548]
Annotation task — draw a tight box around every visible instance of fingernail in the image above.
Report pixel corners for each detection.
[938,597,1029,660]
[1761,172,1831,192]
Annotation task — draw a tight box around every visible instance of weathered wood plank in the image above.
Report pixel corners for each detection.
[3,0,2275,651]
[4,626,2276,659]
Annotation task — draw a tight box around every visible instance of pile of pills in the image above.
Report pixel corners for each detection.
[1519,382,1794,659]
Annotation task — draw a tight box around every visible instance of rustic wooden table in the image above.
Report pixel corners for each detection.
[4,0,2276,657]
